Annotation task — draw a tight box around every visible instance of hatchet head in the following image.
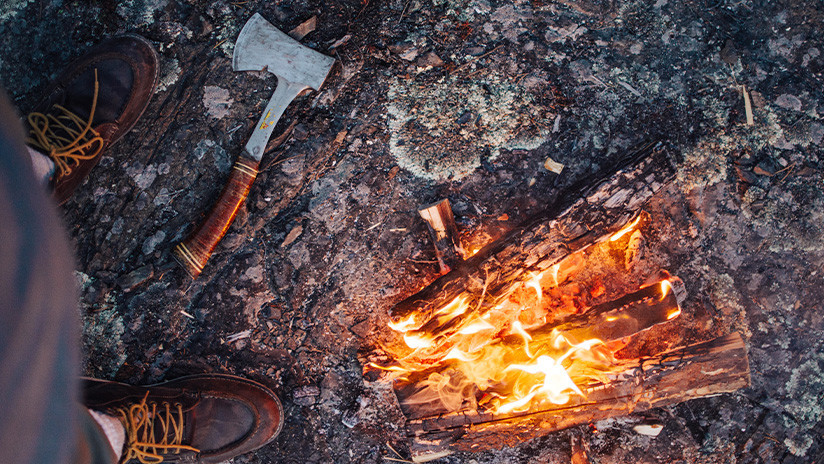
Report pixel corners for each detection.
[233,13,334,90]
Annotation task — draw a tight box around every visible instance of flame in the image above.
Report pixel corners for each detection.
[388,313,420,332]
[609,215,642,242]
[511,320,533,357]
[660,279,672,300]
[458,318,496,335]
[382,213,680,418]
[550,263,561,287]
[434,296,469,318]
[525,271,544,301]
[403,332,435,349]
[443,347,475,361]
[366,362,407,372]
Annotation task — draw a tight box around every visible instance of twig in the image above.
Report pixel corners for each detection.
[212,38,228,50]
[383,458,413,464]
[386,442,404,459]
[398,0,412,23]
[454,44,503,73]
[742,85,754,126]
[778,163,796,183]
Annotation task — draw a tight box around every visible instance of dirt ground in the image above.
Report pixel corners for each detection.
[1,0,823,462]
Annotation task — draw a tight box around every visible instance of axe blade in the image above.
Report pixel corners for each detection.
[232,13,334,91]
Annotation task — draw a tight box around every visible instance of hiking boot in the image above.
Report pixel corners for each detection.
[82,374,284,463]
[25,34,159,205]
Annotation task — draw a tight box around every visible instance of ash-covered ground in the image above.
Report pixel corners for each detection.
[1,0,823,462]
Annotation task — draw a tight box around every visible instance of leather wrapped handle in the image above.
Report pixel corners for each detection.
[173,154,260,278]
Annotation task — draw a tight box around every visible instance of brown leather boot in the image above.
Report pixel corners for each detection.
[82,374,284,463]
[25,35,159,205]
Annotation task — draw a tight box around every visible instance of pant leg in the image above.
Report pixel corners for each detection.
[0,90,87,463]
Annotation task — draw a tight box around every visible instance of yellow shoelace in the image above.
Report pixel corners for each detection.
[25,69,104,178]
[115,393,200,464]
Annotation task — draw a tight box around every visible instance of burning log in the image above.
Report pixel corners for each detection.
[407,332,750,461]
[418,199,466,274]
[383,278,684,421]
[390,141,675,333]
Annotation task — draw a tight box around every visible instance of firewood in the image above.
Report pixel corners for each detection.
[407,333,750,459]
[391,141,676,333]
[418,199,465,274]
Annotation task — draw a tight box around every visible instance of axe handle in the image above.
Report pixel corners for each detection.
[173,154,260,278]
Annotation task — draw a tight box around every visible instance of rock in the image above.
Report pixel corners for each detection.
[117,265,154,292]
[775,94,802,112]
[389,42,418,61]
[720,39,739,65]
[417,51,444,67]
[293,385,320,406]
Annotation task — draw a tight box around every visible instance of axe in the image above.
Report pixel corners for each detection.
[174,13,334,278]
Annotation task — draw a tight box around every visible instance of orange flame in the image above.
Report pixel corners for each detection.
[382,213,679,418]
[609,215,642,242]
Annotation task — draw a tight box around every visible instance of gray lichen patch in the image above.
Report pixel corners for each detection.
[387,72,549,182]
[783,353,824,456]
[0,0,30,21]
[116,0,169,26]
[202,85,234,120]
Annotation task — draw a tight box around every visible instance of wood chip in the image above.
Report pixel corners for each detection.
[329,34,352,50]
[288,16,317,41]
[633,424,664,436]
[544,156,565,174]
[742,85,754,126]
[753,166,774,177]
[281,224,303,248]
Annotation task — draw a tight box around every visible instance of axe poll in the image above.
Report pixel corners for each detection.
[174,13,334,278]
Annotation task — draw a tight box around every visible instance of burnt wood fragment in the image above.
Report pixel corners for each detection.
[418,199,465,274]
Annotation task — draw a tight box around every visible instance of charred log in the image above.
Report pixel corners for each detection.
[390,141,676,330]
[407,332,750,459]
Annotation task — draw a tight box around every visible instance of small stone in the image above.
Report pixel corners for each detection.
[753,166,774,177]
[141,230,166,256]
[775,94,802,112]
[293,385,320,406]
[389,42,419,61]
[734,166,758,184]
[720,39,739,65]
[417,51,444,67]
[341,409,359,428]
[116,265,154,293]
[810,122,824,145]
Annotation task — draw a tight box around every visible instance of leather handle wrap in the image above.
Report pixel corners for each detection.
[173,155,260,278]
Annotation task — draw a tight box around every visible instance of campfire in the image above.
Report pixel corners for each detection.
[360,142,750,461]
